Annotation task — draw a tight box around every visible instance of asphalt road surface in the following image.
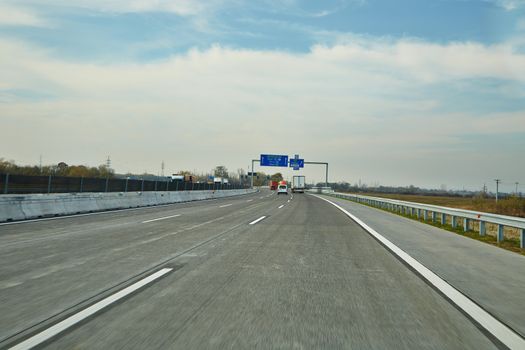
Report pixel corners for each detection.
[0,190,505,349]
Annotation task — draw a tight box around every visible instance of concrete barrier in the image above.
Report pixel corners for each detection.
[0,189,256,222]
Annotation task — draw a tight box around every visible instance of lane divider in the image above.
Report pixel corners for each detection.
[246,199,253,202]
[9,268,173,350]
[249,216,266,225]
[312,194,525,349]
[278,205,284,209]
[219,204,232,208]
[142,214,180,224]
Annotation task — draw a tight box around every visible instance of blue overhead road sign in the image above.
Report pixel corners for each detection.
[260,154,288,167]
[289,154,304,170]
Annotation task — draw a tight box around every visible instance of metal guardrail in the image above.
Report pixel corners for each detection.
[329,192,525,249]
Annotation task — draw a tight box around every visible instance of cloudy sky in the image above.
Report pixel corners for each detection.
[1,0,524,192]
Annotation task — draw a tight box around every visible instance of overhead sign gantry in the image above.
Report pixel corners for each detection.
[251,154,329,189]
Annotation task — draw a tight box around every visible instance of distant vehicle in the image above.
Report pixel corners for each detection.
[213,177,229,184]
[171,174,194,182]
[269,181,278,190]
[171,175,184,181]
[292,176,305,193]
[277,184,288,195]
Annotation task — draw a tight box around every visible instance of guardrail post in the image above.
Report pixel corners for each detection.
[520,229,524,249]
[441,213,446,225]
[451,216,457,228]
[417,209,421,219]
[431,212,436,223]
[4,174,9,194]
[463,218,470,232]
[423,210,428,221]
[497,225,504,243]
[479,221,486,236]
[47,175,52,194]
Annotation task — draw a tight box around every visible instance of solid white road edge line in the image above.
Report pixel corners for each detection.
[312,194,525,350]
[219,204,233,208]
[249,216,266,225]
[142,214,180,224]
[9,268,173,350]
[278,205,284,209]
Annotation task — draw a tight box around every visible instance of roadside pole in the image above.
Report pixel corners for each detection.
[304,161,329,187]
[251,159,260,189]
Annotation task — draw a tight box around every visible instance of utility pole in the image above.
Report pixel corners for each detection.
[39,154,43,174]
[161,161,165,177]
[494,179,501,202]
[104,156,111,193]
[515,182,519,195]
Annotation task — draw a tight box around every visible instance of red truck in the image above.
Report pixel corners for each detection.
[269,181,278,190]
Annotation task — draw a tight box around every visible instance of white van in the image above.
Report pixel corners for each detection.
[277,184,288,195]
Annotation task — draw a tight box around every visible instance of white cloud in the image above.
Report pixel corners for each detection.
[0,4,48,27]
[0,37,524,186]
[9,0,218,16]
[490,0,525,10]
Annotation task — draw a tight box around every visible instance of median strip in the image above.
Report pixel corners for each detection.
[10,268,173,350]
[249,216,267,225]
[312,194,525,349]
[142,214,180,224]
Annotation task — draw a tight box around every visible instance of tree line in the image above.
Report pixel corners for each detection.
[0,159,114,178]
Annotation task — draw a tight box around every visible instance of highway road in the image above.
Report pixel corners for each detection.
[0,190,510,349]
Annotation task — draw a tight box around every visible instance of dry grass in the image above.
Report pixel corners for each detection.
[360,193,525,218]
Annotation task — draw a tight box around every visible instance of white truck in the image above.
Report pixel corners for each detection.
[292,176,305,193]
